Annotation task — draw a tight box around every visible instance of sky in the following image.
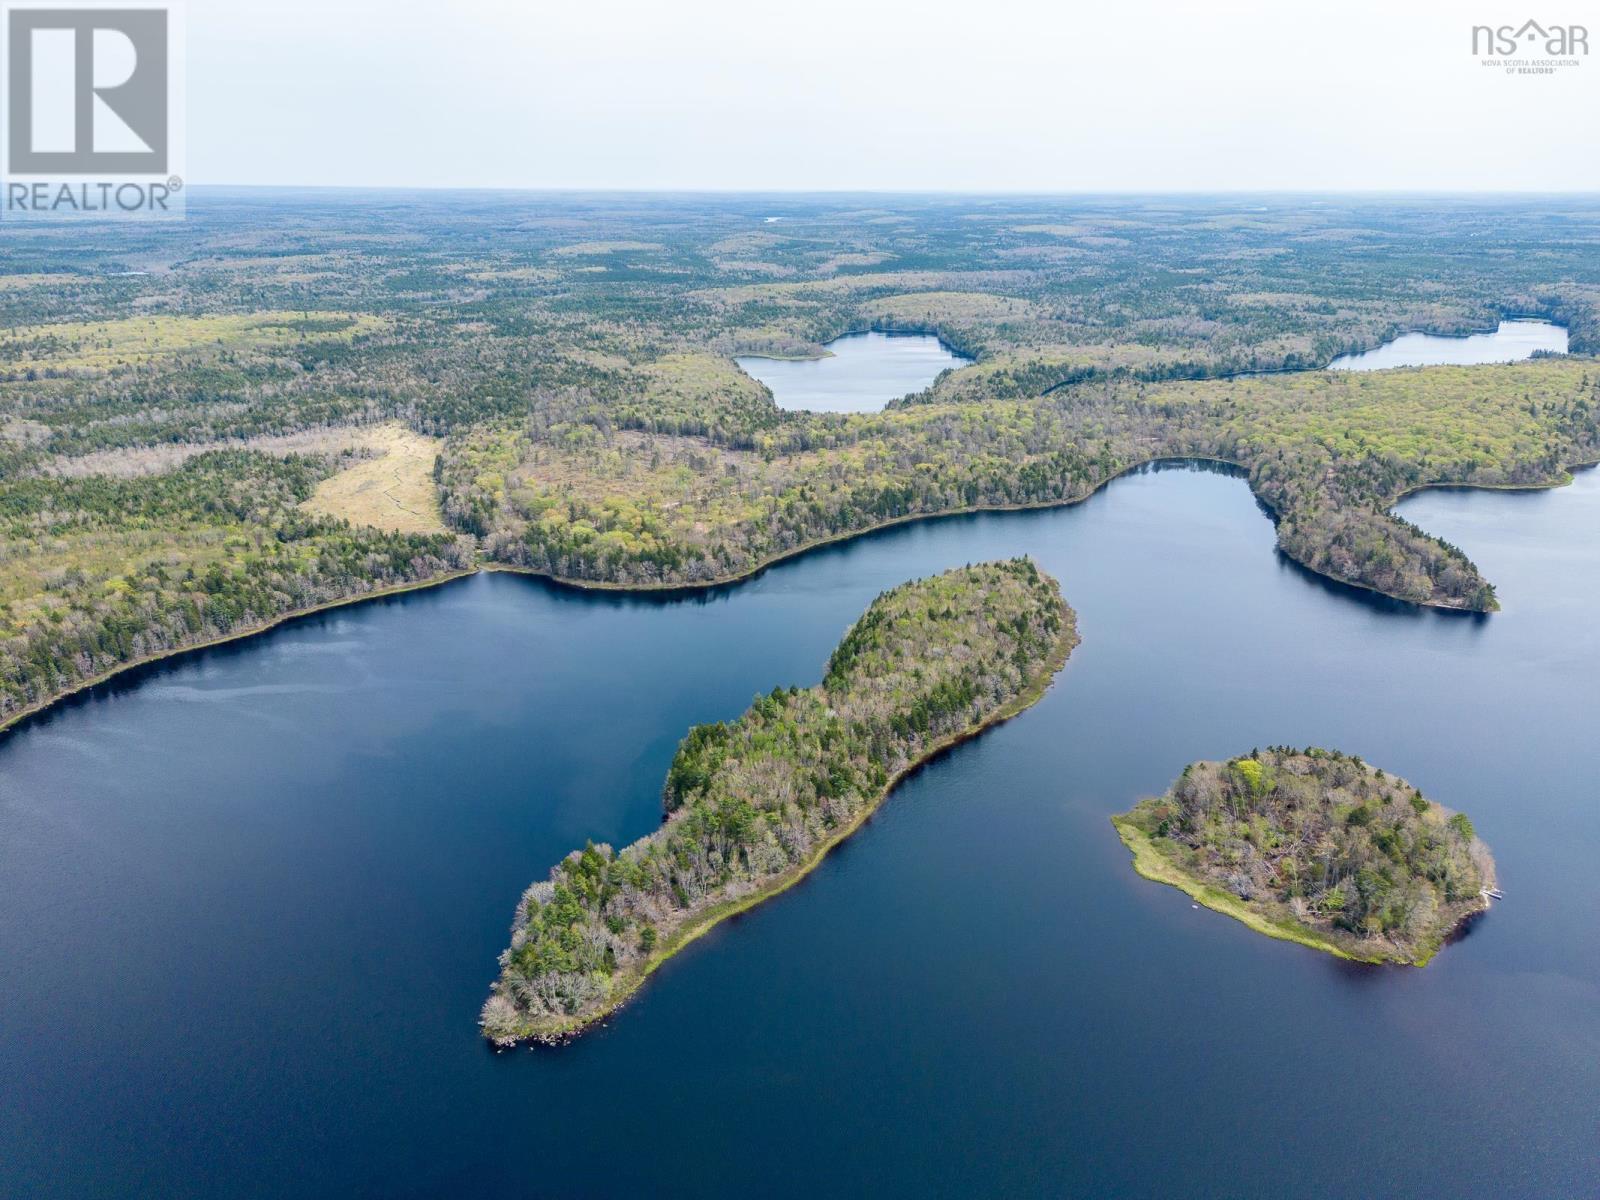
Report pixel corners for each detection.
[188,0,1600,191]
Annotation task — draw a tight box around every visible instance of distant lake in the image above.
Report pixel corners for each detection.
[1328,319,1567,371]
[737,331,971,412]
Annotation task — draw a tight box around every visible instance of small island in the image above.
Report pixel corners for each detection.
[481,558,1078,1044]
[1112,748,1497,965]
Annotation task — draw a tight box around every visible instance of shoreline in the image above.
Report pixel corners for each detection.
[7,455,1595,744]
[999,319,1573,395]
[1110,817,1487,968]
[1325,316,1568,372]
[478,456,1244,595]
[489,603,1080,1047]
[0,568,479,740]
[483,445,1580,611]
[734,325,974,367]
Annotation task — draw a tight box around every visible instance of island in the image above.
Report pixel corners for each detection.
[480,558,1078,1044]
[1112,748,1497,965]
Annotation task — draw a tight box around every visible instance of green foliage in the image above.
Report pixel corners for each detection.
[1233,757,1266,797]
[0,450,472,724]
[1119,747,1495,964]
[6,196,1600,732]
[482,560,1076,1040]
[444,358,1600,609]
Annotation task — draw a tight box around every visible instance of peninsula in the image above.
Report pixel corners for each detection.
[7,196,1600,733]
[481,558,1077,1043]
[1113,748,1496,965]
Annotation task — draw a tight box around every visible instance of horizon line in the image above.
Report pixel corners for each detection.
[187,184,1600,198]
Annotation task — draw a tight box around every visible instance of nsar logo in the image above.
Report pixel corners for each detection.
[1471,18,1588,74]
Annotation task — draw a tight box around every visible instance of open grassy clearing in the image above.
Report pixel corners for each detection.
[301,425,446,534]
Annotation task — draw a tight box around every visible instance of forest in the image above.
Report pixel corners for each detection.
[480,559,1077,1043]
[1113,748,1497,965]
[441,358,1599,609]
[3,193,1600,728]
[0,447,472,724]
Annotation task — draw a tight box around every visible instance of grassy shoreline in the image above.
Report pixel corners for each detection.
[489,596,1079,1046]
[1111,750,1493,968]
[1111,817,1376,963]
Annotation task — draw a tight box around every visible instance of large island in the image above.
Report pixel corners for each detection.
[481,558,1077,1044]
[1113,748,1497,965]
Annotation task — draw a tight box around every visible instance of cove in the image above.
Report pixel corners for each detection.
[2,463,1598,1197]
[735,331,971,412]
[1328,318,1568,370]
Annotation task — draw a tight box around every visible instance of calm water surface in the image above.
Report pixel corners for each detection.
[736,331,970,412]
[1328,319,1568,370]
[3,465,1599,1198]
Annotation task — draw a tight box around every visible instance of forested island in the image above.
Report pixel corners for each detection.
[1113,749,1497,965]
[480,559,1077,1043]
[5,195,1600,731]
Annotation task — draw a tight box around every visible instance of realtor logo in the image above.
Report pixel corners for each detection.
[2,2,183,217]
[7,6,166,172]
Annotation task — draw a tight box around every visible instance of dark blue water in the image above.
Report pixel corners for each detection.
[3,464,1598,1198]
[736,332,971,411]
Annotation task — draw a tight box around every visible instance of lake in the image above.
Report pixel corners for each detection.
[1327,319,1568,370]
[736,331,971,412]
[2,464,1598,1198]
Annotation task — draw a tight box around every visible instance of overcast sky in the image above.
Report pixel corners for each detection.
[189,0,1598,190]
